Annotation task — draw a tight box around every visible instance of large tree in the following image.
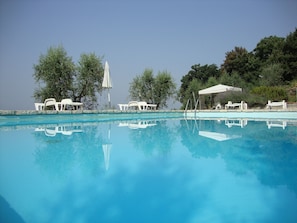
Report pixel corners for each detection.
[179,64,220,108]
[221,47,249,74]
[153,71,177,108]
[183,64,220,85]
[74,53,104,109]
[178,28,297,108]
[282,28,297,82]
[33,46,104,109]
[129,69,176,109]
[179,78,203,109]
[221,46,260,84]
[259,63,284,86]
[33,46,75,102]
[254,36,285,64]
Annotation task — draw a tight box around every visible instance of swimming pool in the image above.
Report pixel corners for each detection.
[0,114,297,222]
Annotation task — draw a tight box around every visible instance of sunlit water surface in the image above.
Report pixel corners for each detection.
[0,118,297,223]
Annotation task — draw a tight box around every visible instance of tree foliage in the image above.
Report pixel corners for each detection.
[184,64,220,85]
[179,28,297,109]
[179,64,220,108]
[129,69,176,109]
[74,53,104,109]
[153,71,177,108]
[221,47,260,84]
[282,28,297,82]
[181,79,202,109]
[34,28,297,110]
[254,36,285,64]
[33,46,103,109]
[251,86,288,102]
[129,69,154,102]
[33,46,75,101]
[218,71,245,89]
[221,46,249,75]
[259,63,284,86]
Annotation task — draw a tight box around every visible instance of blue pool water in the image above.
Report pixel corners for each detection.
[0,116,297,223]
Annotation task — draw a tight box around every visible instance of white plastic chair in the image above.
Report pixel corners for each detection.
[43,98,60,110]
[60,98,83,110]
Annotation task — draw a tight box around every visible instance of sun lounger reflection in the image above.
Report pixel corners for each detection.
[266,120,287,129]
[118,120,157,129]
[35,126,83,136]
[225,119,248,128]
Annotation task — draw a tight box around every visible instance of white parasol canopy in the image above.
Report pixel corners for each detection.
[199,131,241,141]
[102,61,112,108]
[199,84,242,95]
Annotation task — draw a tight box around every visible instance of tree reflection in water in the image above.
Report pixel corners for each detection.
[128,120,177,156]
[179,119,297,194]
[33,124,104,179]
[32,119,297,195]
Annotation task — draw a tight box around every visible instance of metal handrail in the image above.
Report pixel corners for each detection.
[184,99,190,117]
[194,98,199,118]
[185,93,199,118]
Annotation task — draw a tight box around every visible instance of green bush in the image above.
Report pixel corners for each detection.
[251,86,288,101]
[245,94,267,108]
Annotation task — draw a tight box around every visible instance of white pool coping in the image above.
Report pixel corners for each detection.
[184,110,297,119]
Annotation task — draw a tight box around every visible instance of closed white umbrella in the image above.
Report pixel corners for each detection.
[102,61,112,108]
[102,125,112,171]
[102,143,111,171]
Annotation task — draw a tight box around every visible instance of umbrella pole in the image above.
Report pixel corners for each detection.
[108,90,111,109]
[108,124,111,140]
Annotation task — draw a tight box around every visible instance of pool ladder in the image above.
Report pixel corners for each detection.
[184,98,199,118]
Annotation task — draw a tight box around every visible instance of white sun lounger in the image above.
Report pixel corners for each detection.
[34,103,45,111]
[146,103,157,110]
[225,101,247,110]
[45,98,61,110]
[266,100,287,109]
[118,104,129,111]
[35,98,60,110]
[127,101,157,110]
[127,101,140,110]
[60,98,83,110]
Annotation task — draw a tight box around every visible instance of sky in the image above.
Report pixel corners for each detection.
[0,0,296,110]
